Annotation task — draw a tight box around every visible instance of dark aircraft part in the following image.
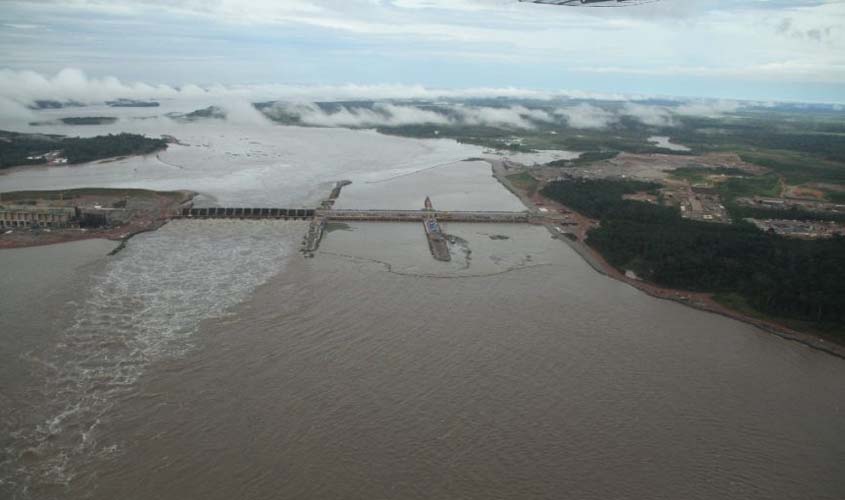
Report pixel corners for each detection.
[519,0,659,6]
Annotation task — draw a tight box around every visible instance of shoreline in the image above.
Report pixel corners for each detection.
[486,159,845,359]
[549,224,845,359]
[0,148,168,177]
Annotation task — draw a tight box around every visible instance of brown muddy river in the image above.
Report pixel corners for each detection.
[2,221,843,500]
[1,123,843,500]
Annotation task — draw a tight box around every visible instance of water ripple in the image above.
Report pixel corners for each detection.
[1,220,303,498]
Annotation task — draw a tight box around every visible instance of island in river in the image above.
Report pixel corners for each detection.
[30,117,120,127]
[0,130,168,169]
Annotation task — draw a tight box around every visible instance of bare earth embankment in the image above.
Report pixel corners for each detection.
[0,188,194,250]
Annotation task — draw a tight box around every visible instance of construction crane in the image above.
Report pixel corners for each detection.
[518,0,659,6]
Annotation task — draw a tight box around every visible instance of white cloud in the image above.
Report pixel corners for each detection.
[0,68,642,108]
[267,102,555,129]
[0,68,187,104]
[2,0,843,101]
[554,101,740,129]
[217,99,273,125]
[267,102,451,128]
[674,100,740,117]
[621,103,675,127]
[555,103,618,129]
[457,105,552,128]
[0,68,764,131]
[3,23,42,30]
[0,96,34,128]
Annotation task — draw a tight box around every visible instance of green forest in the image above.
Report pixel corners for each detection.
[0,132,167,169]
[59,117,119,125]
[541,179,845,333]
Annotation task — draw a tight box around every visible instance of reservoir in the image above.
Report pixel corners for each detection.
[1,123,844,499]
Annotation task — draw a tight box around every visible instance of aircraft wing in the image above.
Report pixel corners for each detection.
[519,0,646,6]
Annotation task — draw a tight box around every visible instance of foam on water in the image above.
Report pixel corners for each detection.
[0,220,303,497]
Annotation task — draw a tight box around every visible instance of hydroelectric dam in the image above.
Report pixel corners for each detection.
[171,206,543,259]
[169,181,559,260]
[173,207,535,223]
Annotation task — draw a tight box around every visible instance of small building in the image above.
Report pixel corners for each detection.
[0,206,79,229]
[77,207,131,228]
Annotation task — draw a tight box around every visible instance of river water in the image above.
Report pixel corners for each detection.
[1,117,844,499]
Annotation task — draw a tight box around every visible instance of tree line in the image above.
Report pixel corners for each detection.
[0,132,167,169]
[542,179,845,331]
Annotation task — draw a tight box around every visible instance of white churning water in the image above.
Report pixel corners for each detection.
[1,221,302,493]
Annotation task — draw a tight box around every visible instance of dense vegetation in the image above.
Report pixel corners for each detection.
[0,131,61,168]
[541,179,661,219]
[660,113,845,162]
[716,174,782,200]
[713,174,845,222]
[506,172,539,193]
[737,152,845,185]
[60,117,118,125]
[167,106,226,122]
[0,131,167,168]
[27,100,84,110]
[542,179,845,331]
[62,133,167,163]
[546,151,619,168]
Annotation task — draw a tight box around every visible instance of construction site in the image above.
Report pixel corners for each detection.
[745,218,845,239]
[736,196,845,216]
[0,188,194,248]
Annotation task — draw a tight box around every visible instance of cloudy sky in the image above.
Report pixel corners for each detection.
[1,0,844,103]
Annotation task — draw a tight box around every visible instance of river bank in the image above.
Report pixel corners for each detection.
[487,159,845,358]
[552,224,845,358]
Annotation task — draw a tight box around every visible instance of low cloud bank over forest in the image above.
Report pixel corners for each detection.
[1,68,752,131]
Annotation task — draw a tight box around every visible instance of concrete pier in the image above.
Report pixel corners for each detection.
[320,180,352,209]
[301,217,326,257]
